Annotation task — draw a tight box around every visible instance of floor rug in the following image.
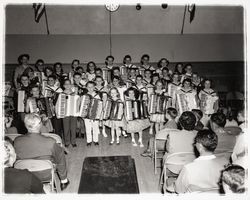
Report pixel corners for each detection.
[78,156,139,194]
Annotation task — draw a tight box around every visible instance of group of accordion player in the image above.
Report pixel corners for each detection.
[11,66,220,129]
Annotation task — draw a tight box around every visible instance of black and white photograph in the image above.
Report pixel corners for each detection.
[0,0,248,197]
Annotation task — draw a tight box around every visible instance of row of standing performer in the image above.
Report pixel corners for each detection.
[5,54,219,148]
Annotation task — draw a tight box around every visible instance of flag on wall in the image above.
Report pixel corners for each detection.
[33,3,45,23]
[188,4,196,23]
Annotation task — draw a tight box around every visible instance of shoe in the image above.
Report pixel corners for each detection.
[60,180,70,191]
[102,132,108,138]
[72,144,77,148]
[87,143,91,147]
[110,141,114,145]
[139,142,144,148]
[116,140,120,145]
[132,140,137,146]
[141,151,152,157]
[94,142,99,146]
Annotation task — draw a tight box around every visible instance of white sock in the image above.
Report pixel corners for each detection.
[61,178,68,183]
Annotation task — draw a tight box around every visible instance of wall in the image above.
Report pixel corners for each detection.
[5,34,244,64]
[5,5,243,34]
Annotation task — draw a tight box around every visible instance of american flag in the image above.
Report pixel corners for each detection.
[33,3,45,23]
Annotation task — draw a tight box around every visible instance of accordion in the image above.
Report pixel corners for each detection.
[167,84,180,108]
[146,86,154,100]
[125,100,149,121]
[176,91,199,114]
[79,95,103,120]
[102,68,112,83]
[28,97,39,113]
[148,94,169,114]
[103,100,124,120]
[120,66,127,76]
[200,93,219,115]
[88,98,103,120]
[55,93,81,118]
[17,90,25,112]
[37,97,55,118]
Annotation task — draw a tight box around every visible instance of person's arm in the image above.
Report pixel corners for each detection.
[174,166,189,193]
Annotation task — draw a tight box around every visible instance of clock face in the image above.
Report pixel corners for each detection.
[105,4,120,12]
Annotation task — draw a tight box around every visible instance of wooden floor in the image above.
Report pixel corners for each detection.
[62,128,162,193]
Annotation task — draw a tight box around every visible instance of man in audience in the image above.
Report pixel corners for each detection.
[209,112,237,153]
[14,113,70,191]
[231,109,247,169]
[174,129,228,193]
[221,165,245,194]
[4,138,44,194]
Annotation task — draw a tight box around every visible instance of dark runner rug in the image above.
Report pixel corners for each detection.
[78,156,139,194]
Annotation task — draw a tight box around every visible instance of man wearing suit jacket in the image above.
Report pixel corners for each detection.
[174,129,228,193]
[14,113,70,191]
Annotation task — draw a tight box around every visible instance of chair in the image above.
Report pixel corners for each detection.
[153,129,175,174]
[5,133,22,141]
[14,159,60,193]
[160,152,196,193]
[224,126,242,136]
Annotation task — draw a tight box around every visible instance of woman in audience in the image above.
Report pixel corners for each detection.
[192,109,204,131]
[4,138,44,193]
[218,106,238,127]
[221,165,246,194]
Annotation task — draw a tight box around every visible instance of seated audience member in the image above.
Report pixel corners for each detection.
[14,113,70,190]
[219,107,238,127]
[174,129,228,193]
[192,109,204,131]
[5,111,18,134]
[237,109,246,132]
[221,165,246,194]
[4,138,44,194]
[143,111,197,158]
[231,110,247,169]
[209,112,237,153]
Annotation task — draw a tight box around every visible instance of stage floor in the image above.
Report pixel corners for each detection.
[63,129,161,193]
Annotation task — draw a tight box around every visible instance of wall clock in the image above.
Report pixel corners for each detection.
[105,4,120,12]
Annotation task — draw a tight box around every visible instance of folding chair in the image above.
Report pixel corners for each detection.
[153,128,176,174]
[14,159,60,193]
[5,133,22,141]
[160,152,196,193]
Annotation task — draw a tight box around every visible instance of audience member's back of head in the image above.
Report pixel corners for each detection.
[210,112,226,128]
[24,113,41,133]
[221,165,245,194]
[179,111,196,131]
[194,129,218,153]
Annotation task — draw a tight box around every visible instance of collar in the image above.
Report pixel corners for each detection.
[195,155,216,161]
